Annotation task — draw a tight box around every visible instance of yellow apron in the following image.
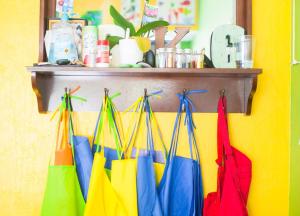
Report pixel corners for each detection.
[84,98,127,216]
[110,96,166,216]
[84,152,127,216]
[110,97,143,216]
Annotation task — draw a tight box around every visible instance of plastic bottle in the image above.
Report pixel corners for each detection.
[48,3,78,64]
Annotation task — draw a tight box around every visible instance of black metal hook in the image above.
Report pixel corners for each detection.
[181,88,188,112]
[104,88,109,97]
[219,89,226,110]
[143,89,148,111]
[220,89,225,97]
[183,88,188,96]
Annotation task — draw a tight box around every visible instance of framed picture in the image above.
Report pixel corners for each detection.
[55,0,75,17]
[156,0,199,30]
[48,18,87,59]
[48,18,87,43]
[121,0,142,26]
[48,18,87,31]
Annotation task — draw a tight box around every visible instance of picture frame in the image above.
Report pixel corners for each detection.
[48,18,87,30]
[155,0,200,30]
[120,0,200,30]
[47,18,87,60]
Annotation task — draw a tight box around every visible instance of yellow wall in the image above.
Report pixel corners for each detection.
[0,0,291,215]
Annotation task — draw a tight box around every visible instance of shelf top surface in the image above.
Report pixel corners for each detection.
[27,66,262,77]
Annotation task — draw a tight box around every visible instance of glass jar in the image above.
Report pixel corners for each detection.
[166,48,175,68]
[184,49,192,68]
[175,49,185,68]
[191,49,205,69]
[156,48,167,68]
[190,51,197,68]
[197,49,205,68]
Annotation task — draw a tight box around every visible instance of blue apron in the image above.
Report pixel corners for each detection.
[67,94,93,202]
[136,91,166,216]
[158,90,206,216]
[73,136,93,201]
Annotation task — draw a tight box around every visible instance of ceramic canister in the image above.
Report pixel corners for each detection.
[82,26,98,66]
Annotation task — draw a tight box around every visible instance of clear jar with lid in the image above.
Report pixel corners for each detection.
[175,49,185,68]
[189,49,205,69]
[184,49,192,68]
[166,48,175,68]
[193,49,205,68]
[156,48,167,68]
[191,51,199,68]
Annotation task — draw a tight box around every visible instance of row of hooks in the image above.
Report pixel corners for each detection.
[96,88,226,98]
[59,87,228,114]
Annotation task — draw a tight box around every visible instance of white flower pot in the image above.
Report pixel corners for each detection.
[119,38,143,65]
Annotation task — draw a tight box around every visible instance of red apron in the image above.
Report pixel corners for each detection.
[204,96,252,216]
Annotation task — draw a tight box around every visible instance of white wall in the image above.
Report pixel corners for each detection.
[193,0,236,55]
[180,0,236,56]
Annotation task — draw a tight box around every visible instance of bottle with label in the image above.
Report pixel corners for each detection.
[82,26,98,66]
[48,3,78,64]
[96,40,110,67]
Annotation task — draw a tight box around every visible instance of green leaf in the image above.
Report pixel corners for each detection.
[106,35,123,49]
[135,20,169,36]
[109,5,136,36]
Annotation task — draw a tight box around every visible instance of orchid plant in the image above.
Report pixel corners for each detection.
[107,5,169,52]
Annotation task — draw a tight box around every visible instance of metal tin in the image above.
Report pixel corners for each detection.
[96,40,110,67]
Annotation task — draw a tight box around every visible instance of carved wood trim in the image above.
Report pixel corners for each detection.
[31,72,44,112]
[245,77,257,115]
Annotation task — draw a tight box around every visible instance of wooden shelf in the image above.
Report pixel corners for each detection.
[27,66,261,76]
[27,66,262,114]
